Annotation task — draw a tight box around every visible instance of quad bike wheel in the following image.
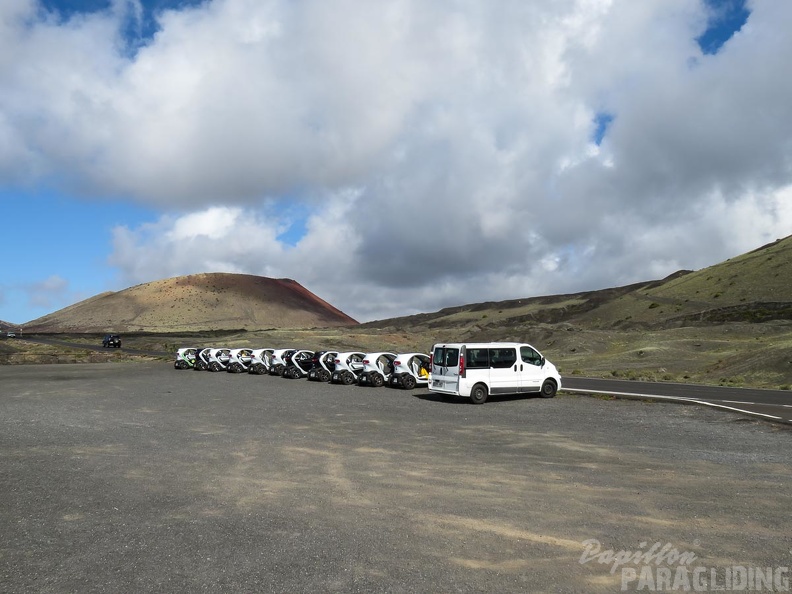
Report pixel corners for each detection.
[318,369,331,382]
[251,363,265,375]
[341,371,356,385]
[370,372,384,387]
[401,374,417,390]
[209,362,222,372]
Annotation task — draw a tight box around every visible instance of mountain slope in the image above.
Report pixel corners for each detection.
[366,234,792,335]
[574,234,792,329]
[22,273,358,333]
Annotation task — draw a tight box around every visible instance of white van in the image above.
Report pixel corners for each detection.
[429,342,562,404]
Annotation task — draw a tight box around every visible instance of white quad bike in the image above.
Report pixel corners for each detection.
[358,352,398,387]
[207,348,232,372]
[282,349,315,379]
[227,348,254,373]
[193,347,213,371]
[306,351,339,382]
[268,349,297,376]
[174,347,198,370]
[330,352,366,385]
[388,353,431,390]
[248,348,275,375]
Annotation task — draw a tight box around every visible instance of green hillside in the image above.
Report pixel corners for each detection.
[576,235,792,329]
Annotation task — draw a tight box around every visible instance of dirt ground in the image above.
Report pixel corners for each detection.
[1,362,790,592]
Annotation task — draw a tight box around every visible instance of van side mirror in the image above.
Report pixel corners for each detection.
[540,356,545,367]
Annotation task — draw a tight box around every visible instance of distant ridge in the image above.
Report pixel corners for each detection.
[364,233,792,334]
[22,273,358,333]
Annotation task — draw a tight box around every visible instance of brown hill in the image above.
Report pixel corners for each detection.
[22,273,358,333]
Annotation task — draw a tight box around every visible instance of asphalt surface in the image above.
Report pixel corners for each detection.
[563,377,792,425]
[1,362,791,593]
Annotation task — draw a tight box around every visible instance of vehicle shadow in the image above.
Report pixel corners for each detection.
[412,391,542,405]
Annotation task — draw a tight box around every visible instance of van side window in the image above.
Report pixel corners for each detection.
[465,348,489,369]
[520,346,542,366]
[489,348,516,369]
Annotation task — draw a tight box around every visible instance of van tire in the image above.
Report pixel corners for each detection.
[470,384,488,404]
[540,379,557,398]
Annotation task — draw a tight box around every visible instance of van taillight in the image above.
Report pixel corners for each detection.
[459,352,465,377]
[429,353,433,367]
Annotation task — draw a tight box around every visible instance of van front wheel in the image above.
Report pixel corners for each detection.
[470,384,488,404]
[540,380,557,398]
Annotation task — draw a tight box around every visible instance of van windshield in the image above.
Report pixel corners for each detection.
[433,347,460,368]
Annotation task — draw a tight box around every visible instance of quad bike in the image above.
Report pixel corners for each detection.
[193,347,212,371]
[388,353,431,389]
[248,348,275,375]
[102,334,122,348]
[174,347,198,369]
[227,348,254,373]
[207,348,232,372]
[358,352,398,387]
[282,350,315,379]
[306,351,338,382]
[268,349,297,376]
[330,352,366,385]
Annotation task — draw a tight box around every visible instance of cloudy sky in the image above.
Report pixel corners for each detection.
[1,0,790,324]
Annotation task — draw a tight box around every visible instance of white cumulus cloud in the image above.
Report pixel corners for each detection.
[2,0,791,321]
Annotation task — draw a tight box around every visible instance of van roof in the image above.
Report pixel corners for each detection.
[432,342,531,349]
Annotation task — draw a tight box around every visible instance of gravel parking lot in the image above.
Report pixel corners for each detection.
[1,362,791,593]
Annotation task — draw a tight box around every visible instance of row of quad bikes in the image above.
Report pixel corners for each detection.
[173,348,431,390]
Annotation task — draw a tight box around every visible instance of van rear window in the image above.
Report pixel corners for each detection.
[433,347,460,367]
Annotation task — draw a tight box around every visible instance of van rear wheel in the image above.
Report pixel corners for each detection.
[470,384,488,404]
[540,379,557,398]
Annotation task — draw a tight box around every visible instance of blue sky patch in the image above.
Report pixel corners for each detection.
[696,0,750,55]
[277,217,308,247]
[40,0,207,47]
[592,113,614,146]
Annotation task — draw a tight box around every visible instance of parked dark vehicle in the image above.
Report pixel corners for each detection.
[306,350,338,382]
[102,334,122,348]
[283,350,316,379]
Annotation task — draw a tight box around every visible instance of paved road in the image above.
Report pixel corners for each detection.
[1,362,790,592]
[20,335,167,358]
[563,377,792,425]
